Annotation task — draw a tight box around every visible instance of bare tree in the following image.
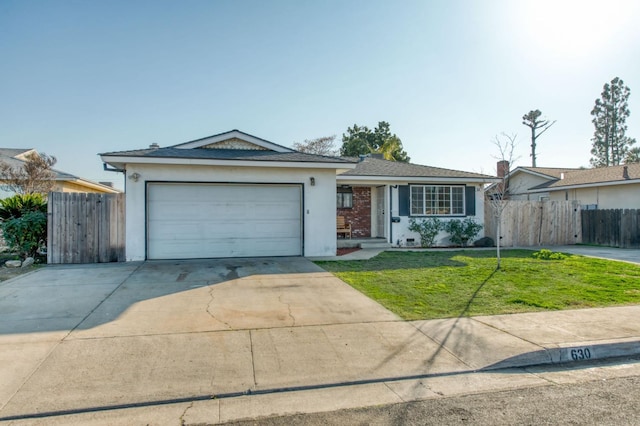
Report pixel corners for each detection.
[522,110,555,167]
[0,152,57,195]
[292,135,339,156]
[487,133,518,270]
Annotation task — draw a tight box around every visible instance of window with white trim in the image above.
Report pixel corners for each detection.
[410,185,465,216]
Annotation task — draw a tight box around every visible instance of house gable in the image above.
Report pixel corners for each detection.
[172,129,292,153]
[198,138,269,151]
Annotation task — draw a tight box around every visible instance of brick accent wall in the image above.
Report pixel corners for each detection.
[337,186,371,237]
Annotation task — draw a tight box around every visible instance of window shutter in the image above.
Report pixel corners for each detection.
[399,185,409,216]
[465,186,476,216]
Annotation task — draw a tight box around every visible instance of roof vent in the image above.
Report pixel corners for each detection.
[370,153,384,160]
[99,181,114,188]
[623,165,630,179]
[358,154,367,162]
[560,172,565,180]
[149,143,160,149]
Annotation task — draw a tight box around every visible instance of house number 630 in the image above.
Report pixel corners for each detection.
[570,348,592,361]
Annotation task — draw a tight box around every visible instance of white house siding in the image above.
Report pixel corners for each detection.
[389,183,486,247]
[509,174,552,200]
[548,183,640,209]
[124,163,337,261]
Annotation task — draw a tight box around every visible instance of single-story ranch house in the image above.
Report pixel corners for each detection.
[100,130,497,261]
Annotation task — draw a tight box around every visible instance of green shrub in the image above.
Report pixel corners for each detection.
[532,249,568,260]
[444,218,483,247]
[0,194,47,220]
[1,211,47,258]
[408,217,442,247]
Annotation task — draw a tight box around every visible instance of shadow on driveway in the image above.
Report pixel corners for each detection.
[0,257,398,338]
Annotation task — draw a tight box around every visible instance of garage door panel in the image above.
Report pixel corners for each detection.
[149,237,301,258]
[147,183,302,259]
[148,219,300,240]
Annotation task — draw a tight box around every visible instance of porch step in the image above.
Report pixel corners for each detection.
[360,241,392,249]
[338,238,392,249]
[337,239,361,249]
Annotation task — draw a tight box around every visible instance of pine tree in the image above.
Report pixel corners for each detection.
[590,77,637,167]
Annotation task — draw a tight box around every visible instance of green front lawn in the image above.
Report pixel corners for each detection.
[315,250,640,320]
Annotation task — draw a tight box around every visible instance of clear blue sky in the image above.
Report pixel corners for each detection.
[2,0,639,189]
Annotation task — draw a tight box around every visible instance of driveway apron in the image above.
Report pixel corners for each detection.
[0,257,467,419]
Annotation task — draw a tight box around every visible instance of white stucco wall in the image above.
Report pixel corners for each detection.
[124,163,337,261]
[389,183,486,247]
[548,183,640,209]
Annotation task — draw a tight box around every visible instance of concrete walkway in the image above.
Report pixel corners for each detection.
[313,244,640,264]
[0,256,639,424]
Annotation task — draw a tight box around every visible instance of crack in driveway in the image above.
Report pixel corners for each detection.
[206,285,233,330]
[279,294,296,326]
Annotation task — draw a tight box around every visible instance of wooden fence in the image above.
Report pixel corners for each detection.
[47,192,125,264]
[581,209,640,248]
[484,200,581,247]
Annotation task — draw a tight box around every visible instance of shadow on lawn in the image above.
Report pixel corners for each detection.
[373,266,499,426]
[374,265,498,366]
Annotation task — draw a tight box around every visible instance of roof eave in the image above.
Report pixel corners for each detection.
[528,179,640,193]
[66,178,121,193]
[336,175,499,184]
[100,155,356,170]
[515,168,560,180]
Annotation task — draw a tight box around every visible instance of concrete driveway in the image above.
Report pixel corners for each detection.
[552,245,640,265]
[0,257,469,420]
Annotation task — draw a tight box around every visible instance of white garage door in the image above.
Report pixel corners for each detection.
[147,183,302,259]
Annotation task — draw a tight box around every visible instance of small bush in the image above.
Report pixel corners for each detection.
[0,194,47,220]
[408,217,442,247]
[532,249,568,260]
[444,218,483,246]
[1,211,47,258]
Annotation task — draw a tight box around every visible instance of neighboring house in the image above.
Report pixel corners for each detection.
[493,161,640,209]
[0,148,120,197]
[336,155,497,247]
[100,130,355,261]
[498,164,582,201]
[527,163,640,209]
[99,130,498,260]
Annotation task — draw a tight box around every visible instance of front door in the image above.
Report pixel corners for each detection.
[375,186,385,238]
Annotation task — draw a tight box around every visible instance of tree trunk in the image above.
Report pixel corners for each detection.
[496,218,502,270]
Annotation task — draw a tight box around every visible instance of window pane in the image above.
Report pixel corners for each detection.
[337,193,353,208]
[425,186,435,215]
[344,193,353,208]
[411,186,424,215]
[452,187,464,214]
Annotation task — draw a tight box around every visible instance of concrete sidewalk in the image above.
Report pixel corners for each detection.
[0,258,639,424]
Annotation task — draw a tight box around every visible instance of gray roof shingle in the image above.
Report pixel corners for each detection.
[0,148,33,158]
[530,163,640,190]
[101,147,355,164]
[339,157,494,179]
[0,149,90,181]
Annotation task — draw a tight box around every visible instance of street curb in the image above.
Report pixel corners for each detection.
[482,339,640,370]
